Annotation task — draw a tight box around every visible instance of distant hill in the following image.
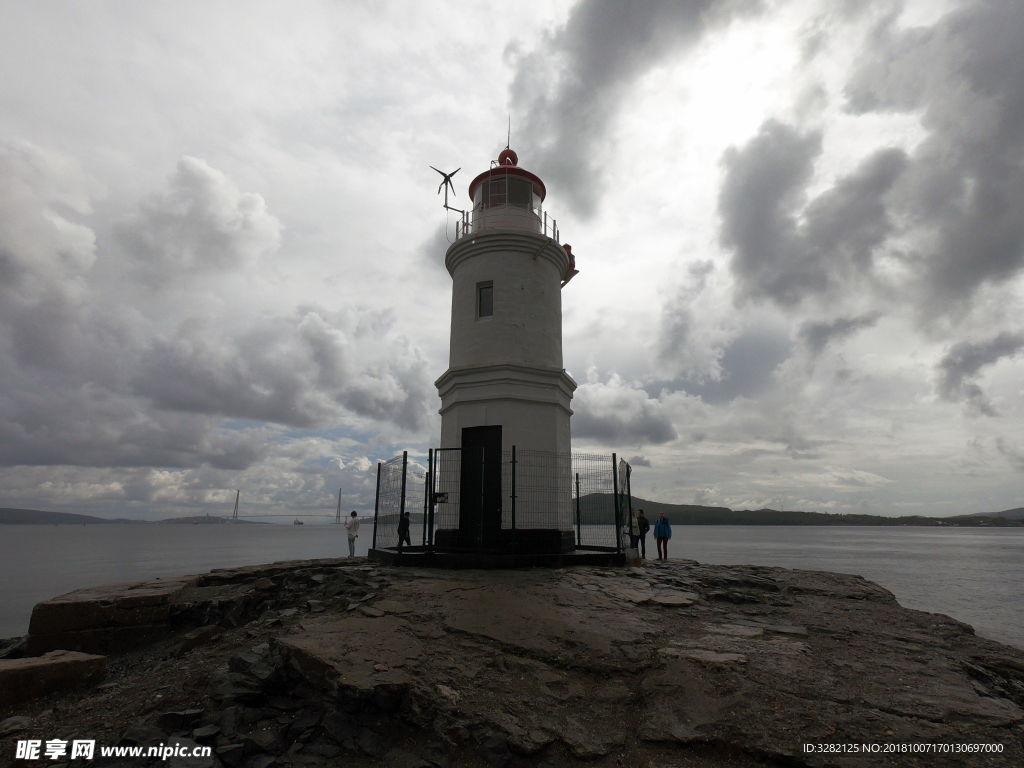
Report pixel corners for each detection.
[964,507,1024,521]
[0,508,148,525]
[626,498,1023,527]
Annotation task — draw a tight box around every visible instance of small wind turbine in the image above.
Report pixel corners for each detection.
[430,166,463,213]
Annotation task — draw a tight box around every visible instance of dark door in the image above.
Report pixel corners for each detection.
[459,426,502,550]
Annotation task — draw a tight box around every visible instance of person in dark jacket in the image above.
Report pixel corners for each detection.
[397,511,412,551]
[653,511,672,560]
[636,509,650,559]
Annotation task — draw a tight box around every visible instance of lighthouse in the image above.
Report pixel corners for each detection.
[433,147,579,553]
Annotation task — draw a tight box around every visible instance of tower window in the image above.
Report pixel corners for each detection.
[478,282,493,318]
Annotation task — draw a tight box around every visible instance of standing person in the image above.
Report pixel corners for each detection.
[629,508,640,550]
[397,511,412,551]
[344,511,360,558]
[636,509,650,559]
[654,511,672,560]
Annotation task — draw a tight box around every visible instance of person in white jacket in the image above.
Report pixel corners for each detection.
[344,510,360,557]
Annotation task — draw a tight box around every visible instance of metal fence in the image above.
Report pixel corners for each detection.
[453,203,560,243]
[373,447,632,557]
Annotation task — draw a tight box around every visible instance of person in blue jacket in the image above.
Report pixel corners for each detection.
[653,511,672,560]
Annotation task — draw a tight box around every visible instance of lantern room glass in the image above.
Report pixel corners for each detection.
[474,178,543,217]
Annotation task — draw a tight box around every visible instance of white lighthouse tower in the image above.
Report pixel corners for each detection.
[433,148,578,552]
[436,148,577,455]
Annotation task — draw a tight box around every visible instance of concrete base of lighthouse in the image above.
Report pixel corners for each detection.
[434,363,577,555]
[435,363,576,454]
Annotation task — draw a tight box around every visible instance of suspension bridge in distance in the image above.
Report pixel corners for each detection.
[222,489,360,522]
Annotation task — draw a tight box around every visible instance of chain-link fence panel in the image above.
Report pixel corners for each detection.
[431,447,482,551]
[570,453,619,550]
[373,454,404,550]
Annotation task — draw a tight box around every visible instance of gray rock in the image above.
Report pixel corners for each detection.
[306,600,325,613]
[0,715,32,736]
[208,672,262,703]
[229,652,261,674]
[371,684,401,712]
[302,742,340,758]
[478,736,513,768]
[174,625,224,656]
[242,728,287,756]
[157,709,203,733]
[384,748,431,768]
[192,723,220,742]
[215,744,245,767]
[220,706,244,736]
[117,721,167,747]
[320,711,356,744]
[357,728,384,756]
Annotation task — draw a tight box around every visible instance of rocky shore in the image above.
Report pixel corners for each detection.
[1,557,1023,768]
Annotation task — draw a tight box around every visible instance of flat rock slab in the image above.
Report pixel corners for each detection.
[649,591,697,607]
[443,584,647,655]
[0,650,106,707]
[27,576,199,655]
[707,623,764,638]
[275,615,421,695]
[659,647,748,665]
[374,600,412,614]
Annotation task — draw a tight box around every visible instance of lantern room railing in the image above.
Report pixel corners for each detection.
[454,203,559,243]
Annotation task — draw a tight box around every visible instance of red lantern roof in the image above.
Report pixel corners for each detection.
[468,149,547,202]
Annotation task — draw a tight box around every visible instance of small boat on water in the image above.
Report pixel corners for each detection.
[293,519,304,525]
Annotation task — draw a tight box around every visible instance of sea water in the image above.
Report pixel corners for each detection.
[0,524,1020,650]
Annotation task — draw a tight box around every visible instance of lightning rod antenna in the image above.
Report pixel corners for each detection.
[507,113,511,149]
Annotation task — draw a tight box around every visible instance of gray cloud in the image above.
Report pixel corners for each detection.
[510,0,762,217]
[720,120,906,307]
[656,260,717,379]
[936,332,1024,416]
[573,376,677,445]
[799,311,882,356]
[628,455,652,467]
[0,149,433,475]
[115,156,281,286]
[995,438,1024,473]
[684,325,792,403]
[844,0,1024,308]
[134,309,432,432]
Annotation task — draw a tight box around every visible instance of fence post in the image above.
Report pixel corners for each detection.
[372,461,382,551]
[479,447,485,553]
[422,453,429,548]
[427,448,434,552]
[511,445,517,562]
[398,451,408,553]
[575,472,582,547]
[625,463,633,541]
[612,453,620,554]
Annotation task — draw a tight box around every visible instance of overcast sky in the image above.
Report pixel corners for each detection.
[1,0,1022,520]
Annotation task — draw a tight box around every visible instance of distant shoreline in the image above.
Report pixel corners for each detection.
[3,502,1021,527]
